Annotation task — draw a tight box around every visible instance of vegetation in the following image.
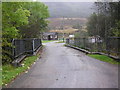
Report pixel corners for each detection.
[87,2,120,38]
[2,2,49,64]
[74,30,88,38]
[47,18,87,30]
[42,40,57,43]
[2,55,38,86]
[86,1,120,58]
[20,2,49,38]
[2,2,30,64]
[88,54,120,64]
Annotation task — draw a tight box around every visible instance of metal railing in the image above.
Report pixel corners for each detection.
[66,37,120,59]
[12,38,42,58]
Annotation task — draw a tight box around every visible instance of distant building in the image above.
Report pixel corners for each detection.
[42,32,58,40]
[88,36,103,43]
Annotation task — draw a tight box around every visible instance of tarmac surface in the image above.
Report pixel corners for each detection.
[8,41,118,88]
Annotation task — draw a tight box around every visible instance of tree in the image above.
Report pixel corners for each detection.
[87,1,120,38]
[19,2,49,38]
[2,2,49,64]
[2,2,30,64]
[87,13,98,36]
[72,24,82,29]
[112,21,120,37]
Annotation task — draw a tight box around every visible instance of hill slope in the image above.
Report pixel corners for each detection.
[44,2,94,18]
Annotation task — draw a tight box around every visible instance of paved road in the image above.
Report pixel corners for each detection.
[9,41,118,88]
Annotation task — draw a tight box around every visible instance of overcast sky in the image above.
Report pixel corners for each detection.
[38,0,118,2]
[2,0,118,2]
[39,0,97,2]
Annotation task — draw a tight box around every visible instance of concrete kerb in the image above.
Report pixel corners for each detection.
[12,45,43,67]
[65,44,91,54]
[65,44,120,61]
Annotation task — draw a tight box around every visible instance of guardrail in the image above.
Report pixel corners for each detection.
[12,38,42,58]
[66,37,120,60]
[12,38,42,66]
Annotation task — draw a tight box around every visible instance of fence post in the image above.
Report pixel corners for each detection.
[106,37,110,56]
[12,39,15,59]
[83,38,85,49]
[32,39,35,55]
[40,39,42,46]
[66,38,69,44]
[117,37,120,59]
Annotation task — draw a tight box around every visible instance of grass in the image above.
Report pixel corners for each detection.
[88,54,120,64]
[63,44,67,46]
[0,65,2,87]
[42,40,57,43]
[2,55,38,87]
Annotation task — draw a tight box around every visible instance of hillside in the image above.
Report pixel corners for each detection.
[44,2,94,18]
[47,18,87,30]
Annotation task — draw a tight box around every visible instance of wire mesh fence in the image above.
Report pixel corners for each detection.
[12,38,42,59]
[66,37,120,59]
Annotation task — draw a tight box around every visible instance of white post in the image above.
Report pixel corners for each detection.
[32,39,35,55]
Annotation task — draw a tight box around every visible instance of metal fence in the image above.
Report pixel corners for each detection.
[66,37,120,59]
[12,38,42,58]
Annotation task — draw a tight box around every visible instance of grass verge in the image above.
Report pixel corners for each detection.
[42,40,57,43]
[2,55,38,87]
[88,54,120,64]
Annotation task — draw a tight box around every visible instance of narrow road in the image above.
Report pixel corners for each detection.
[9,41,118,88]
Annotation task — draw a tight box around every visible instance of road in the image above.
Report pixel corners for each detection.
[8,41,118,88]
